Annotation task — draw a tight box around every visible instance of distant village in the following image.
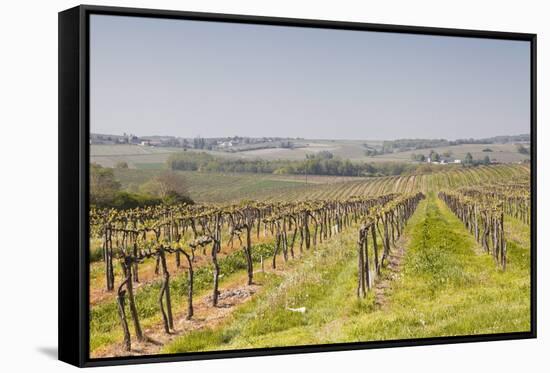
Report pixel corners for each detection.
[90,133,301,151]
[411,150,502,165]
[427,156,462,165]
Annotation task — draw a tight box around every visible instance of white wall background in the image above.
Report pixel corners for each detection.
[0,0,546,371]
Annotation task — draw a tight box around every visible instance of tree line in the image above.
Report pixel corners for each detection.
[166,152,418,177]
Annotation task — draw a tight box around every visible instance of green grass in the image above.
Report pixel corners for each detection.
[163,192,530,353]
[113,169,313,203]
[163,225,361,353]
[340,194,530,342]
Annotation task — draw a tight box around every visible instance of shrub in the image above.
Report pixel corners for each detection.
[110,191,162,209]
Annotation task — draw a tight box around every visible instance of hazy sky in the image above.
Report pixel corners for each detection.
[90,15,530,140]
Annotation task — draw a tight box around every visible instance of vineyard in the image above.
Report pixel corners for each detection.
[439,181,530,270]
[89,164,531,357]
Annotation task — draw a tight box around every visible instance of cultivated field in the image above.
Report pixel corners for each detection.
[91,140,528,169]
[113,169,355,203]
[89,164,531,358]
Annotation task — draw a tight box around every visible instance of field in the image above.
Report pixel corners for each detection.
[110,163,529,204]
[91,144,184,168]
[91,140,528,169]
[89,163,531,358]
[113,168,354,203]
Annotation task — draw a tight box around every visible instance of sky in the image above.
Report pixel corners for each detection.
[90,15,531,140]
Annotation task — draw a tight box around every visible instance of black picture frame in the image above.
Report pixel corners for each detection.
[59,4,537,368]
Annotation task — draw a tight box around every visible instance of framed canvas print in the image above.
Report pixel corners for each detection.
[58,5,537,367]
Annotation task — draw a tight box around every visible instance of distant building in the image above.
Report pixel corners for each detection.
[128,135,140,145]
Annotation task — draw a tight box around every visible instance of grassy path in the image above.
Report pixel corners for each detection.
[163,192,530,353]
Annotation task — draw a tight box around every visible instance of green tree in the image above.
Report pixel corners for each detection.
[464,152,474,165]
[90,163,120,205]
[429,150,440,162]
[139,171,192,204]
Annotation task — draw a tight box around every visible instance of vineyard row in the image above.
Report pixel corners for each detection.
[439,189,507,269]
[91,193,419,351]
[356,192,425,297]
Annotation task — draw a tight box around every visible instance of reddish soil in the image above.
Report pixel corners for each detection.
[91,282,262,358]
[89,236,273,306]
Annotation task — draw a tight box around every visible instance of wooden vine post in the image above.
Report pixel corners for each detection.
[158,245,174,333]
[211,212,222,307]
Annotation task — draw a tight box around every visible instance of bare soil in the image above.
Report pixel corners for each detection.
[91,282,262,358]
[374,235,409,309]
